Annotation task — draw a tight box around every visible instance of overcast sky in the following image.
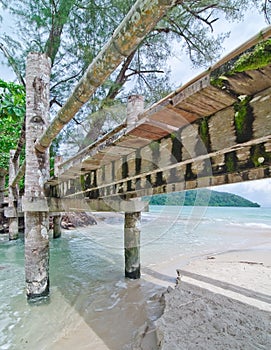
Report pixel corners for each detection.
[0,6,271,206]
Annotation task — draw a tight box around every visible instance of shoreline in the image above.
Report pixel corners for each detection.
[155,245,271,349]
[3,212,270,349]
[49,242,271,350]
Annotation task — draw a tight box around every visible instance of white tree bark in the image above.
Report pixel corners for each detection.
[24,53,51,299]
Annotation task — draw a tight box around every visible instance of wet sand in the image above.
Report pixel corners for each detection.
[49,243,271,350]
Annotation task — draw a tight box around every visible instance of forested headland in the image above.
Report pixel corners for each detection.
[144,189,260,207]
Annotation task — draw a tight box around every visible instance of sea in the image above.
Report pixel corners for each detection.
[0,205,271,350]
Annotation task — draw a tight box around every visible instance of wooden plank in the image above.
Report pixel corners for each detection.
[116,135,151,149]
[128,122,169,140]
[174,91,227,116]
[227,65,271,95]
[146,106,190,128]
[198,86,236,108]
[100,144,135,157]
[92,152,120,163]
[167,105,200,123]
[172,75,236,117]
[172,75,210,103]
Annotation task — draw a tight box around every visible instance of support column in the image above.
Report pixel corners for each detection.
[8,150,19,240]
[123,96,144,279]
[24,53,51,299]
[126,95,144,127]
[53,215,62,239]
[54,155,63,177]
[124,212,141,279]
[0,169,6,230]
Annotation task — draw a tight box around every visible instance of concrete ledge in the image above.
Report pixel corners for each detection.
[4,207,17,218]
[22,196,49,212]
[48,197,149,213]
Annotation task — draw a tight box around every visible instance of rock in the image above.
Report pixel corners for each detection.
[60,212,97,229]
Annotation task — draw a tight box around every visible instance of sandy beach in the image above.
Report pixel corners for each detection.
[156,246,271,349]
[4,207,270,350]
[47,244,271,350]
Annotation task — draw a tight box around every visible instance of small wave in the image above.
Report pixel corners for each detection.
[115,280,127,289]
[94,297,121,312]
[229,222,271,229]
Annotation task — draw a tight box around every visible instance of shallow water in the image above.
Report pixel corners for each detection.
[0,206,270,349]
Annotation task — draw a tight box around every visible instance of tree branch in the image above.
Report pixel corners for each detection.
[263,0,271,23]
[0,43,25,86]
[50,70,82,91]
[44,0,74,65]
[181,3,219,31]
[50,96,63,108]
[125,69,164,78]
[13,116,26,162]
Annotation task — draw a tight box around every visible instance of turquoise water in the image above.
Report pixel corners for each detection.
[0,206,270,349]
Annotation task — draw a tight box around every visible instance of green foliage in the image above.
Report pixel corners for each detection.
[198,118,210,150]
[233,39,271,72]
[144,189,260,207]
[225,152,237,173]
[1,0,269,152]
[251,144,269,167]
[234,96,253,142]
[0,79,25,169]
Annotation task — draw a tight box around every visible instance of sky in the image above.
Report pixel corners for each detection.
[173,9,271,207]
[0,5,271,206]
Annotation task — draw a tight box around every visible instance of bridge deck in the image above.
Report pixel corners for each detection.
[48,27,271,203]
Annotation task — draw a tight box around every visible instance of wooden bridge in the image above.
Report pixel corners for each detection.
[1,0,271,299]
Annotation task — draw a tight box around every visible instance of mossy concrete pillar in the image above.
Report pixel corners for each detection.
[124,212,141,279]
[53,215,62,239]
[24,52,51,299]
[8,150,19,240]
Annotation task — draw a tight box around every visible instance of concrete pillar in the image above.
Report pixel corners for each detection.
[126,95,144,127]
[124,212,141,279]
[24,52,51,299]
[54,155,63,177]
[0,170,6,228]
[124,96,144,279]
[53,215,62,239]
[8,150,19,240]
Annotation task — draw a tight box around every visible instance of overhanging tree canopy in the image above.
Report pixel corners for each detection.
[0,0,270,155]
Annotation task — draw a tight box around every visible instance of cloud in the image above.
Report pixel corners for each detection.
[213,179,271,207]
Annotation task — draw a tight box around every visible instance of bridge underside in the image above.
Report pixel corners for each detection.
[5,28,271,299]
[47,64,271,210]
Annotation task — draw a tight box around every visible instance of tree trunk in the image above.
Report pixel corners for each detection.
[24,53,51,299]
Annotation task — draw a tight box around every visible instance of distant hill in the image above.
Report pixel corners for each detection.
[144,189,260,207]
